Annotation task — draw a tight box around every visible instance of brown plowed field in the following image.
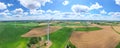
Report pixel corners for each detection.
[70,26,120,48]
[21,26,61,37]
[112,26,120,33]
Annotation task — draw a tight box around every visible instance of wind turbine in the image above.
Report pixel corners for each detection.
[14,16,18,28]
[14,15,20,28]
[47,18,53,42]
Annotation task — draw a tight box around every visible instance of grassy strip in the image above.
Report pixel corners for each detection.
[94,22,119,26]
[51,22,89,26]
[116,42,120,48]
[49,27,73,48]
[66,41,76,48]
[74,27,102,31]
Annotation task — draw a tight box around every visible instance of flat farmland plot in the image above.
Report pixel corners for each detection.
[0,22,39,48]
[49,27,73,48]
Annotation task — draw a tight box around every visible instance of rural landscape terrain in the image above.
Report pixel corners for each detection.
[0,20,120,48]
[0,0,120,48]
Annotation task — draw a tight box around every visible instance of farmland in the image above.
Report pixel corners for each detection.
[0,22,39,48]
[70,26,120,48]
[49,26,103,48]
[51,21,89,26]
[50,27,73,48]
[0,21,120,48]
[116,42,120,48]
[74,27,102,31]
[112,26,120,34]
[112,26,120,48]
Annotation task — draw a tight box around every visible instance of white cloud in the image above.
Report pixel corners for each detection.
[108,12,120,17]
[52,10,60,13]
[0,12,7,16]
[62,0,69,6]
[19,0,52,10]
[46,10,52,13]
[13,8,24,14]
[106,12,120,20]
[0,2,7,10]
[71,2,103,13]
[0,12,11,18]
[1,12,120,20]
[0,8,120,21]
[90,2,102,10]
[30,10,37,14]
[115,0,120,6]
[0,10,10,17]
[46,10,60,14]
[71,4,89,13]
[23,12,29,15]
[7,3,13,7]
[100,10,107,14]
[4,9,9,13]
[30,9,45,14]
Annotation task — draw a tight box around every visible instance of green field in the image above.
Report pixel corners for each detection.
[94,22,120,26]
[49,27,73,48]
[0,21,120,48]
[48,26,102,48]
[74,27,102,32]
[0,22,39,48]
[116,42,120,48]
[0,22,80,48]
[51,22,89,26]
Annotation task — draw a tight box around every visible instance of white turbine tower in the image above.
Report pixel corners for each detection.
[47,18,53,41]
[14,15,20,28]
[14,16,18,28]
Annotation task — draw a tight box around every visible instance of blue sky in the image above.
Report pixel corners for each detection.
[0,0,120,20]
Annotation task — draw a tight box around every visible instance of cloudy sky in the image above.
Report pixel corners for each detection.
[0,0,120,21]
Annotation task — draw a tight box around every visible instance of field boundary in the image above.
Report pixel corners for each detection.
[111,26,120,34]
